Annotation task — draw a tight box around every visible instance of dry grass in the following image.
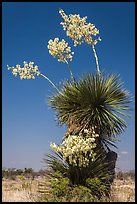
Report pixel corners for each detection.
[2,177,42,202]
[109,178,135,202]
[2,177,135,202]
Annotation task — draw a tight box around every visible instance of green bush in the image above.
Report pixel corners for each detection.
[37,170,110,202]
[51,171,70,197]
[70,185,97,202]
[86,177,110,198]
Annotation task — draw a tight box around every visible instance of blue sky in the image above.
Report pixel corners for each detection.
[2,2,135,171]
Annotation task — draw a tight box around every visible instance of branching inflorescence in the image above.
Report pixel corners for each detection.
[50,128,99,167]
[7,61,40,80]
[59,9,101,74]
[7,9,101,86]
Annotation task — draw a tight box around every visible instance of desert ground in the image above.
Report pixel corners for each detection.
[2,176,135,202]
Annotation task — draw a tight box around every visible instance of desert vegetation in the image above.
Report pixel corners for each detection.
[6,8,134,203]
[2,168,135,202]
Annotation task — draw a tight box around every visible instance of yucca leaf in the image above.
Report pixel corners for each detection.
[49,73,132,142]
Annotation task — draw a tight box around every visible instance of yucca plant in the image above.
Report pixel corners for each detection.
[7,8,133,202]
[39,147,114,201]
[46,147,114,184]
[49,73,131,150]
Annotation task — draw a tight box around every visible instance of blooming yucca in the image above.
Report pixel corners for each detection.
[6,9,132,198]
[7,61,63,94]
[59,9,101,74]
[59,9,101,47]
[47,38,74,63]
[7,61,40,80]
[50,129,99,167]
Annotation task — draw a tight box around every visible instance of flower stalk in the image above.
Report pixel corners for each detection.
[40,73,62,94]
[91,44,101,75]
[65,61,75,83]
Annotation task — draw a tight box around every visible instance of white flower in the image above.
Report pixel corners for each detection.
[12,68,18,73]
[84,129,88,133]
[90,138,95,142]
[59,9,101,46]
[50,130,99,167]
[47,38,74,63]
[7,61,40,80]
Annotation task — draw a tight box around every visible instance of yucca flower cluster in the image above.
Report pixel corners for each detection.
[47,38,74,63]
[7,61,40,80]
[59,9,101,46]
[50,129,99,167]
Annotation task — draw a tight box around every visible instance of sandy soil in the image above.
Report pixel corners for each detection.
[2,177,135,202]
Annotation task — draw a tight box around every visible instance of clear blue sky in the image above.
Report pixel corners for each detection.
[2,2,135,171]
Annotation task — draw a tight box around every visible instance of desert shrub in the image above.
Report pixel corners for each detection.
[38,146,115,202]
[37,168,111,202]
[69,185,97,202]
[116,171,124,180]
[85,177,110,199]
[50,171,70,197]
[116,171,135,181]
[16,169,24,175]
[9,175,16,180]
[22,181,32,191]
[17,175,25,181]
[37,175,109,202]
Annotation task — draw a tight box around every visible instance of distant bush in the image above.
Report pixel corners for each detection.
[2,167,46,180]
[116,171,135,181]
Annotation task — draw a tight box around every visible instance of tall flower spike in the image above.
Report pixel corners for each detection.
[7,61,62,94]
[47,38,75,82]
[59,9,101,74]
